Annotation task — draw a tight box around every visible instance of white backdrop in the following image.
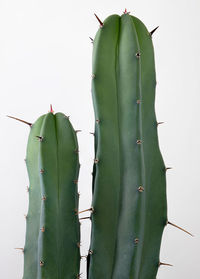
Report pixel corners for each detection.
[0,0,199,278]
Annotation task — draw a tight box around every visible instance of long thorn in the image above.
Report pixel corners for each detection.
[168,221,194,237]
[157,121,164,126]
[150,26,159,36]
[7,115,32,127]
[78,207,94,215]
[94,13,103,27]
[159,262,173,267]
[79,216,91,221]
[165,167,173,171]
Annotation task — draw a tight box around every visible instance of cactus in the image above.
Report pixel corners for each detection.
[10,108,81,278]
[87,11,168,279]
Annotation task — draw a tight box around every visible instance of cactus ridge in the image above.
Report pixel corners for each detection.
[23,112,80,279]
[88,13,167,279]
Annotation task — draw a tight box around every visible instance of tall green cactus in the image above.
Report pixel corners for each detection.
[21,109,80,278]
[88,12,167,279]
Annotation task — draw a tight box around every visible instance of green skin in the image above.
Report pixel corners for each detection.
[23,112,80,279]
[88,14,167,279]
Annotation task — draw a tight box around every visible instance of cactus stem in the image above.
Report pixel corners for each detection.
[136,140,142,145]
[165,167,172,171]
[42,195,46,201]
[138,186,144,192]
[94,13,103,28]
[167,221,194,237]
[135,52,141,58]
[89,37,94,43]
[50,104,54,114]
[40,169,44,174]
[7,115,32,127]
[136,100,141,104]
[157,121,164,126]
[150,26,159,36]
[134,238,139,244]
[15,248,24,252]
[40,261,44,267]
[40,227,45,232]
[36,136,44,142]
[78,207,94,215]
[79,216,91,221]
[159,262,173,267]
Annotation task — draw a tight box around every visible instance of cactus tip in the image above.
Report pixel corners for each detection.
[123,8,130,14]
[50,104,54,114]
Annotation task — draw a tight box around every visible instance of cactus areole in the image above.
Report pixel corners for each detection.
[88,13,167,279]
[23,111,80,278]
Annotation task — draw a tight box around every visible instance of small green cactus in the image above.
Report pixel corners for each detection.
[11,108,81,278]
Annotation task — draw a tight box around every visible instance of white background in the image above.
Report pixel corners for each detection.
[0,0,199,278]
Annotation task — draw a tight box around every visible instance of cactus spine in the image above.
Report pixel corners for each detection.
[88,13,167,279]
[23,111,80,278]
